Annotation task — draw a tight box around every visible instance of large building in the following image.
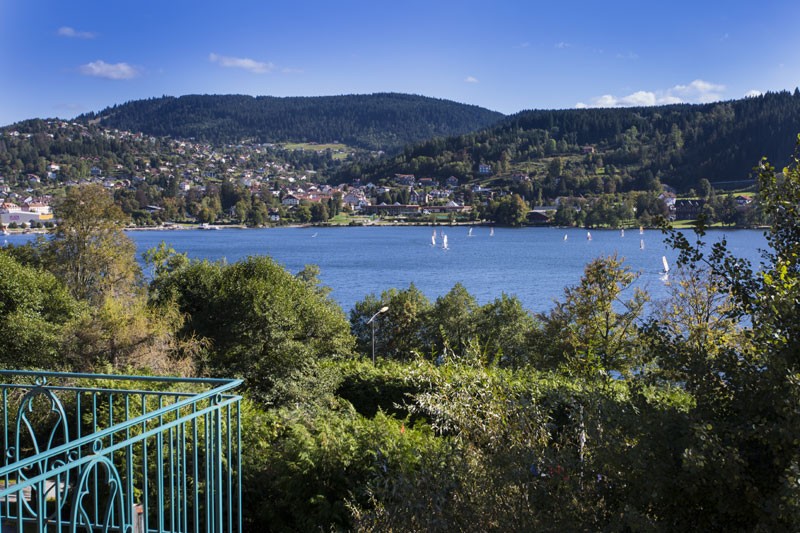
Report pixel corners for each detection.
[0,201,53,225]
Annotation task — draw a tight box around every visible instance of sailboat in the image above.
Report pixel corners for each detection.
[431,229,437,247]
[662,256,670,273]
[442,233,449,250]
[587,231,592,241]
[640,239,645,250]
[563,234,568,241]
[620,228,625,238]
[490,226,494,237]
[468,227,473,237]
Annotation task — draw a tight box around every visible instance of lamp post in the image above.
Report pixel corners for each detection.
[367,306,389,365]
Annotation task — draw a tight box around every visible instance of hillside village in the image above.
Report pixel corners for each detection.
[0,120,760,229]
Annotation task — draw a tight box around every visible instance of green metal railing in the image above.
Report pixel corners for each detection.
[0,370,242,532]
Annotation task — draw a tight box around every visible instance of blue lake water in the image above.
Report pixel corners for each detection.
[4,226,768,314]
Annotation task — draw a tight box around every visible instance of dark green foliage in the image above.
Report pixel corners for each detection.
[349,90,800,194]
[78,93,505,152]
[240,398,440,532]
[485,193,529,226]
[350,285,432,361]
[149,255,355,404]
[333,360,419,419]
[0,251,83,368]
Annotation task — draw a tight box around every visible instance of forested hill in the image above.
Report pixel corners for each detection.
[78,93,505,152]
[341,89,800,193]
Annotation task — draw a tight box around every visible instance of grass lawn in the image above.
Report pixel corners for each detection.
[282,142,353,160]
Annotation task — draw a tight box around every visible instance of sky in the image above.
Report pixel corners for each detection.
[1,0,799,126]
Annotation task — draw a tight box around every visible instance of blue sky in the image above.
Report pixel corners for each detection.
[1,0,799,126]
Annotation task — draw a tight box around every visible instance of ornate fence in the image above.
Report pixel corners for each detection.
[0,370,242,532]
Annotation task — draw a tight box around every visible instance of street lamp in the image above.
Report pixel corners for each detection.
[367,306,389,365]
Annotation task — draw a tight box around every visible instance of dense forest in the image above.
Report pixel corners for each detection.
[342,89,800,193]
[2,138,800,530]
[77,93,505,152]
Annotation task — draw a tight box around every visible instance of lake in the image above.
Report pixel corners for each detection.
[4,226,768,314]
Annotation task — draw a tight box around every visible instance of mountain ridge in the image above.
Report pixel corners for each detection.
[77,93,506,152]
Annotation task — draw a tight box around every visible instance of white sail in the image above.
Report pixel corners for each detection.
[564,234,568,241]
[443,234,449,250]
[662,255,669,273]
[432,230,436,246]
[640,239,644,250]
[490,227,494,237]
[620,229,625,237]
[468,227,473,237]
[587,231,592,241]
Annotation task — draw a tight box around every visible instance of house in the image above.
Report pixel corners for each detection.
[478,164,492,175]
[735,195,753,206]
[343,191,369,210]
[427,201,472,214]
[360,203,421,216]
[527,210,551,224]
[24,202,52,215]
[582,145,596,154]
[409,189,426,205]
[658,192,677,208]
[446,176,459,188]
[674,199,705,220]
[281,194,301,207]
[472,184,492,195]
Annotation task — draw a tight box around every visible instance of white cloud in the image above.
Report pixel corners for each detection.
[575,79,726,108]
[57,26,96,39]
[79,60,139,80]
[464,76,479,84]
[744,89,763,98]
[555,41,571,49]
[209,53,273,73]
[670,79,725,102]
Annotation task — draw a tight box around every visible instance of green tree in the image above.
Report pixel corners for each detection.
[295,205,312,223]
[0,251,83,369]
[351,285,432,361]
[49,184,140,303]
[151,255,354,404]
[310,202,329,223]
[425,283,479,358]
[538,255,648,379]
[475,293,536,367]
[491,194,528,226]
[697,178,712,199]
[638,138,800,528]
